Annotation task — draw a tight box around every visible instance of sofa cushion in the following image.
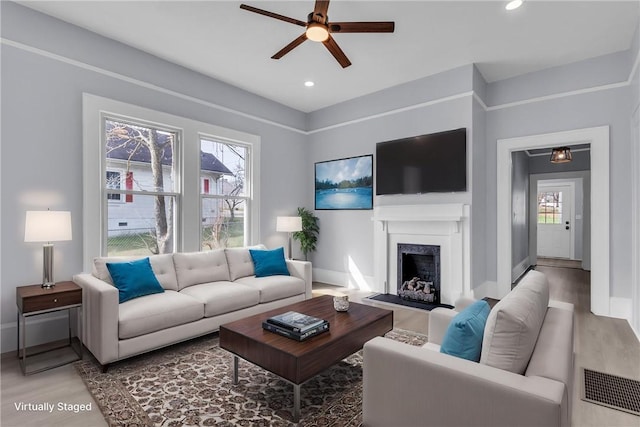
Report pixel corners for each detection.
[93,253,178,291]
[225,244,266,281]
[249,247,290,277]
[173,250,230,290]
[118,290,204,339]
[235,275,305,303]
[106,258,165,303]
[480,270,550,374]
[179,281,260,317]
[440,300,490,362]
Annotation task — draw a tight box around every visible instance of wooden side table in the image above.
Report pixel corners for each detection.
[16,281,83,375]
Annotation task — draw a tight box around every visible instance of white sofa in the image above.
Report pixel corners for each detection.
[73,246,312,370]
[363,270,574,427]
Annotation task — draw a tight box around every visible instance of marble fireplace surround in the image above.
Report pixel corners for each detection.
[372,204,471,305]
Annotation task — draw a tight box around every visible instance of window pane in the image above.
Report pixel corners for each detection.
[201,198,245,250]
[106,194,175,256]
[106,171,121,201]
[200,138,246,196]
[105,119,176,193]
[538,191,565,225]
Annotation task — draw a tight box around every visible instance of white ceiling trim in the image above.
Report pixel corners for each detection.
[0,37,307,135]
[4,35,637,136]
[307,91,473,135]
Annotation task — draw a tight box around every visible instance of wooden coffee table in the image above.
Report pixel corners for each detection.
[219,295,393,422]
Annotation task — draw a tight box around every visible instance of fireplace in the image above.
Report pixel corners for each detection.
[372,204,470,306]
[397,244,441,305]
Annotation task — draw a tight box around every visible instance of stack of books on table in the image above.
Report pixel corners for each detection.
[262,311,330,341]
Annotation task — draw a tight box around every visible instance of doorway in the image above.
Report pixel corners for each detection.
[497,126,609,316]
[529,173,589,271]
[536,181,575,260]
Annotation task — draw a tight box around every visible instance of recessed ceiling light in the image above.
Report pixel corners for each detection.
[304,81,315,87]
[505,0,523,11]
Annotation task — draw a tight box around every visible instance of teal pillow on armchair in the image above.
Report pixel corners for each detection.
[249,247,290,277]
[440,300,490,362]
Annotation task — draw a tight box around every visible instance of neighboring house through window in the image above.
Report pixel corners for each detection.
[200,137,249,250]
[82,94,261,270]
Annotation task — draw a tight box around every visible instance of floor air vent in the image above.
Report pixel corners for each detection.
[581,368,640,416]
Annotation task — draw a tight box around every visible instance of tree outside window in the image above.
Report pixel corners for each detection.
[104,119,178,256]
[200,138,249,250]
[537,191,562,224]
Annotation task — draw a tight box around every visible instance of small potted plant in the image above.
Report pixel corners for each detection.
[292,207,319,261]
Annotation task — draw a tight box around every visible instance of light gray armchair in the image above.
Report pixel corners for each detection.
[363,271,574,427]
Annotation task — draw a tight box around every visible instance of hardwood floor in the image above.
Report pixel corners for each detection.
[1,267,637,426]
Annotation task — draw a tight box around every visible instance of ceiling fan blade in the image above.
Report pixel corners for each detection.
[240,4,307,27]
[272,33,308,60]
[322,35,351,68]
[312,0,330,23]
[329,22,395,33]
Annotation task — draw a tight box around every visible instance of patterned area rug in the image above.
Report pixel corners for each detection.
[74,329,427,426]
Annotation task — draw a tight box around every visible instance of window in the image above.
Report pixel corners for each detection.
[538,191,562,224]
[200,138,250,250]
[106,170,121,201]
[104,118,179,256]
[83,94,260,271]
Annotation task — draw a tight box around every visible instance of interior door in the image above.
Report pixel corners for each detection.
[537,184,573,258]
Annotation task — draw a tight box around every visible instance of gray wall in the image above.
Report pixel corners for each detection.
[484,50,635,298]
[0,3,308,351]
[511,151,530,271]
[306,66,475,287]
[471,65,488,288]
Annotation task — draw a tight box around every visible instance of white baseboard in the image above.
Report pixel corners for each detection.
[312,268,376,292]
[1,313,76,354]
[472,281,499,300]
[512,257,531,283]
[609,297,632,320]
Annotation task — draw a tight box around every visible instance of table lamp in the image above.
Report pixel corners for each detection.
[24,210,72,288]
[276,216,302,260]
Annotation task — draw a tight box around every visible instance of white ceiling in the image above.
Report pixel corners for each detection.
[18,1,640,113]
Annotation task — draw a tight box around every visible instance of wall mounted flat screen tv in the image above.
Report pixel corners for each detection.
[376,128,467,195]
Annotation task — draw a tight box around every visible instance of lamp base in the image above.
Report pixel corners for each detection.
[42,244,55,288]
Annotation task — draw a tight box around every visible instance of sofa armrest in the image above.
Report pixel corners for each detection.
[286,260,312,299]
[73,273,119,365]
[428,307,457,345]
[363,337,568,427]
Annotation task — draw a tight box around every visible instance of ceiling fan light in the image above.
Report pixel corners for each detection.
[505,0,523,11]
[550,147,572,164]
[306,23,329,42]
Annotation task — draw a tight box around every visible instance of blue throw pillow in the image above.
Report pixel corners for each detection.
[106,257,164,303]
[440,300,491,362]
[249,247,290,278]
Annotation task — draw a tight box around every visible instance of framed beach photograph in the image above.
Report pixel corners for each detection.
[315,155,373,210]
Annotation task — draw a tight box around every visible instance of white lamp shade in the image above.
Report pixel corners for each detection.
[276,216,302,232]
[24,211,72,242]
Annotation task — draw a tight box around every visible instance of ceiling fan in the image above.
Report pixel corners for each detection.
[239,0,395,68]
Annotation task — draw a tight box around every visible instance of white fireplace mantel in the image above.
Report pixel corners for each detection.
[372,204,471,305]
[372,204,466,223]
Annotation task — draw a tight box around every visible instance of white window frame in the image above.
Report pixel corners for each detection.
[199,135,252,249]
[82,93,261,271]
